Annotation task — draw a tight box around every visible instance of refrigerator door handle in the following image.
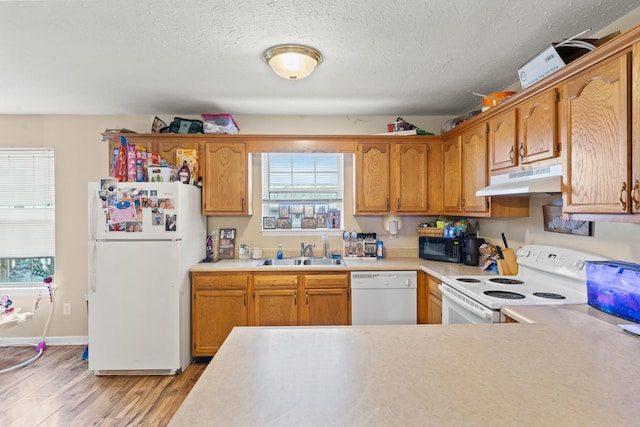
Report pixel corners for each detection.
[88,240,97,293]
[89,186,98,241]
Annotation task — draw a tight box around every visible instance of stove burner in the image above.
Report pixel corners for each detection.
[532,292,566,300]
[484,290,526,299]
[456,278,482,283]
[488,278,524,285]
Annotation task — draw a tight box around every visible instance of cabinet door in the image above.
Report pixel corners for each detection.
[192,289,248,356]
[462,123,489,213]
[488,109,517,171]
[443,135,463,213]
[154,139,204,183]
[426,278,442,325]
[302,273,349,326]
[304,288,349,326]
[254,289,298,326]
[203,142,249,215]
[354,142,390,213]
[394,142,429,213]
[518,89,559,164]
[564,51,632,214]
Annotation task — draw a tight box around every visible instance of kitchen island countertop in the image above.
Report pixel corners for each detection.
[170,304,640,426]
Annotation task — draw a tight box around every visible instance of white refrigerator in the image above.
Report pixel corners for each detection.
[87,180,206,375]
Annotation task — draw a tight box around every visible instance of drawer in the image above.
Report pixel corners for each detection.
[253,273,298,289]
[304,273,349,289]
[192,272,248,290]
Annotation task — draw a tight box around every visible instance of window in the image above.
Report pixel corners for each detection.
[0,149,55,288]
[262,153,343,231]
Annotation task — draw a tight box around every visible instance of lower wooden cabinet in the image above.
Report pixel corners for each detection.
[252,273,299,326]
[192,271,350,356]
[191,272,249,357]
[418,272,442,324]
[302,273,350,326]
[427,277,443,325]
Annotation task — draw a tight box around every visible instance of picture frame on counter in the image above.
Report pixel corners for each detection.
[278,205,290,218]
[301,218,316,229]
[238,242,251,259]
[218,228,236,259]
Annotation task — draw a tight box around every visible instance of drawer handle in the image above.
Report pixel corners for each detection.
[619,182,627,211]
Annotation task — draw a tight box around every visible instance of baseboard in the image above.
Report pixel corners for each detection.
[0,336,88,347]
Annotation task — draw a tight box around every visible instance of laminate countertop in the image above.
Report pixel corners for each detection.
[170,305,640,426]
[191,257,493,281]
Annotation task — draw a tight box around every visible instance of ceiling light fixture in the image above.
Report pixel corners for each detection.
[263,44,322,80]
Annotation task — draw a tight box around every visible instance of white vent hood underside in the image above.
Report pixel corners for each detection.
[476,164,562,197]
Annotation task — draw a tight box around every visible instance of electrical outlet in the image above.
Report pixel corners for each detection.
[63,303,71,315]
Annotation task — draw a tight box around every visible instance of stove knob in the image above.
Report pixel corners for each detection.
[517,248,530,257]
[404,279,413,287]
[574,260,586,270]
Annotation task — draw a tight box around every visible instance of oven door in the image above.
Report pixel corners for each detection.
[439,284,503,324]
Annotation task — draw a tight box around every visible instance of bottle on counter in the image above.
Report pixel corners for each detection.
[206,234,213,261]
[178,160,191,184]
[376,241,384,259]
[277,244,283,259]
[322,234,329,258]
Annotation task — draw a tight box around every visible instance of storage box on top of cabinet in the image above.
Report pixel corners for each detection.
[201,114,239,134]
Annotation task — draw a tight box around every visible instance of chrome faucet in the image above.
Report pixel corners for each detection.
[300,242,315,257]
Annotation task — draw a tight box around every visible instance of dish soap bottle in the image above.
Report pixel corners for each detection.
[277,244,283,259]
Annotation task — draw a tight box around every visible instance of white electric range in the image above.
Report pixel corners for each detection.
[438,244,608,324]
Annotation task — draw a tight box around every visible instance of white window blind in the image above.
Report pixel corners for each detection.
[0,148,55,260]
[262,153,343,230]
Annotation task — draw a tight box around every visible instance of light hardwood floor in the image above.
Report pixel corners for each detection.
[0,345,206,426]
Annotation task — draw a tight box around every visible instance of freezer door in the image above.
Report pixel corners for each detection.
[89,181,203,241]
[88,240,185,373]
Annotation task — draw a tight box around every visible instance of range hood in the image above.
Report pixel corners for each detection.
[476,164,562,197]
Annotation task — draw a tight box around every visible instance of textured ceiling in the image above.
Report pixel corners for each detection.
[0,0,638,116]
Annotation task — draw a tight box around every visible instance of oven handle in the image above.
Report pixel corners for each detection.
[438,284,495,321]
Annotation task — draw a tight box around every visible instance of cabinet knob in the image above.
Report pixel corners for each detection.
[619,182,628,211]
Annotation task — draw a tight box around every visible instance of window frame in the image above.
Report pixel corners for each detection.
[0,148,55,291]
[261,152,344,235]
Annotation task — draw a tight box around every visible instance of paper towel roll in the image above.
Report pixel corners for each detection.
[389,220,399,235]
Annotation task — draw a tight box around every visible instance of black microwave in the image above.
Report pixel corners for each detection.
[418,236,463,263]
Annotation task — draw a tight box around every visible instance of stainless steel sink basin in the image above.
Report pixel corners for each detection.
[256,257,346,266]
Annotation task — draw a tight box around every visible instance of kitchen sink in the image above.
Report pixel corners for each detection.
[256,257,346,266]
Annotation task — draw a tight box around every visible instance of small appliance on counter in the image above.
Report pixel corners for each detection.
[462,236,485,266]
[418,236,462,263]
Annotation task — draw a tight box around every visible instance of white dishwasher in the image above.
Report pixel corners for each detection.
[351,271,417,325]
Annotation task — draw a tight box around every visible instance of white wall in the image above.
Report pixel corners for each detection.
[2,5,640,342]
[2,113,639,343]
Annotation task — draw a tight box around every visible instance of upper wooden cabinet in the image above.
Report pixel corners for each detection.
[444,126,529,218]
[203,142,252,216]
[562,49,635,217]
[488,89,560,173]
[354,139,443,215]
[444,123,489,215]
[354,142,390,213]
[488,109,518,171]
[517,89,560,165]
